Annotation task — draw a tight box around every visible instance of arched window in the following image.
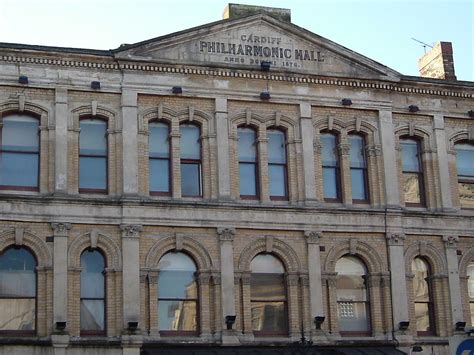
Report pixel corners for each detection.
[400,138,424,206]
[0,247,37,333]
[321,132,341,201]
[80,249,105,335]
[335,256,370,335]
[79,118,108,193]
[0,114,39,191]
[157,252,198,334]
[238,126,258,199]
[454,142,474,208]
[250,254,288,335]
[412,257,435,335]
[468,262,474,325]
[180,124,201,197]
[149,121,171,195]
[349,134,369,203]
[267,129,288,200]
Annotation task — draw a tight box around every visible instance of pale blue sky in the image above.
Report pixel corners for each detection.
[0,0,472,80]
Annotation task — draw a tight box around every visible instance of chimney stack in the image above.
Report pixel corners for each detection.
[223,3,291,23]
[418,41,456,81]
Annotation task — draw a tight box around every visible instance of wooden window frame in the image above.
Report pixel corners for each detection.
[321,131,342,202]
[0,113,40,192]
[413,257,436,337]
[267,128,288,201]
[238,126,260,200]
[180,123,202,198]
[400,137,425,207]
[149,121,172,196]
[78,117,108,195]
[349,134,370,204]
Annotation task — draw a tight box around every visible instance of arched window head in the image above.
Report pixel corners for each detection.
[149,121,171,195]
[349,134,369,203]
[157,252,198,334]
[0,114,39,190]
[238,126,259,199]
[79,119,108,193]
[335,256,370,335]
[0,247,37,333]
[267,129,288,200]
[468,262,474,325]
[250,253,288,335]
[80,249,106,335]
[321,132,341,202]
[411,257,435,335]
[180,124,202,197]
[455,142,474,208]
[400,138,425,206]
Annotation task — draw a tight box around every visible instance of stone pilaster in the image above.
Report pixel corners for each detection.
[443,235,464,327]
[217,227,236,331]
[379,110,400,207]
[121,90,139,195]
[215,98,231,199]
[54,89,68,194]
[299,103,317,202]
[434,114,453,210]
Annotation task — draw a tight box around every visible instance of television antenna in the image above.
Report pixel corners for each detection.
[411,38,434,53]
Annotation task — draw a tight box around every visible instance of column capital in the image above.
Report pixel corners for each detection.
[338,143,351,156]
[443,235,459,249]
[217,227,235,242]
[365,144,383,157]
[120,224,143,238]
[386,233,406,246]
[305,230,322,244]
[50,222,71,237]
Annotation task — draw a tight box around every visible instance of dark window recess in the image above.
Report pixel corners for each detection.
[180,124,202,197]
[149,122,171,195]
[238,127,259,199]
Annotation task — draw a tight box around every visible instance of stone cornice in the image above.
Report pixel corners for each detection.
[0,54,472,99]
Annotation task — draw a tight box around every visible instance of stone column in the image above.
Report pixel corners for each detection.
[338,142,352,205]
[379,110,400,207]
[304,231,324,332]
[170,126,182,199]
[386,233,409,332]
[325,273,339,335]
[287,272,301,339]
[54,89,68,194]
[148,271,160,337]
[257,127,270,202]
[434,114,453,210]
[121,90,139,196]
[198,271,212,338]
[120,224,142,330]
[240,272,254,338]
[299,103,317,202]
[443,235,464,327]
[51,222,71,330]
[218,228,236,328]
[215,98,231,199]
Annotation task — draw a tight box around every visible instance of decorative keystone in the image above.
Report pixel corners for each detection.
[217,227,236,242]
[304,230,322,244]
[386,233,406,246]
[120,224,142,238]
[50,222,72,237]
[443,235,459,248]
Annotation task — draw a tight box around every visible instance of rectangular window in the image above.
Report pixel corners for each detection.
[321,133,341,201]
[180,124,202,197]
[238,127,258,198]
[401,139,424,206]
[149,122,171,195]
[456,143,474,208]
[349,135,369,202]
[267,129,287,200]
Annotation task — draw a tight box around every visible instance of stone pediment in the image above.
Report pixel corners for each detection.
[114,14,400,79]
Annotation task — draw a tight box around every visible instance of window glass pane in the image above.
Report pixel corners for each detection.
[401,139,420,172]
[323,167,338,199]
[412,258,429,302]
[81,250,105,298]
[338,301,370,332]
[0,248,36,297]
[0,299,35,331]
[80,120,107,156]
[1,115,39,152]
[351,169,367,201]
[158,270,197,299]
[251,274,286,300]
[149,122,170,158]
[238,128,257,162]
[180,125,200,160]
[336,257,367,302]
[81,299,104,331]
[414,302,430,332]
[0,152,38,187]
[181,163,201,196]
[349,135,365,168]
[268,164,286,197]
[455,144,474,177]
[268,130,286,164]
[459,182,474,208]
[158,252,196,271]
[79,156,107,190]
[468,262,474,300]
[158,300,197,331]
[239,163,257,196]
[321,133,338,167]
[250,254,285,273]
[403,173,421,204]
[149,159,170,192]
[251,301,287,332]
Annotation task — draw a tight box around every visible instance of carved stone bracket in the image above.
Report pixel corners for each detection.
[286,273,300,287]
[338,143,351,156]
[443,235,459,249]
[217,227,235,242]
[386,233,406,246]
[50,222,72,237]
[120,224,143,238]
[304,230,322,244]
[366,144,382,157]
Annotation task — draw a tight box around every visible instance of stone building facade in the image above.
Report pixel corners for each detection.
[0,4,473,355]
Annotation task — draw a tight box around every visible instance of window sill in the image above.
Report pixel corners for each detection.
[0,189,40,196]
